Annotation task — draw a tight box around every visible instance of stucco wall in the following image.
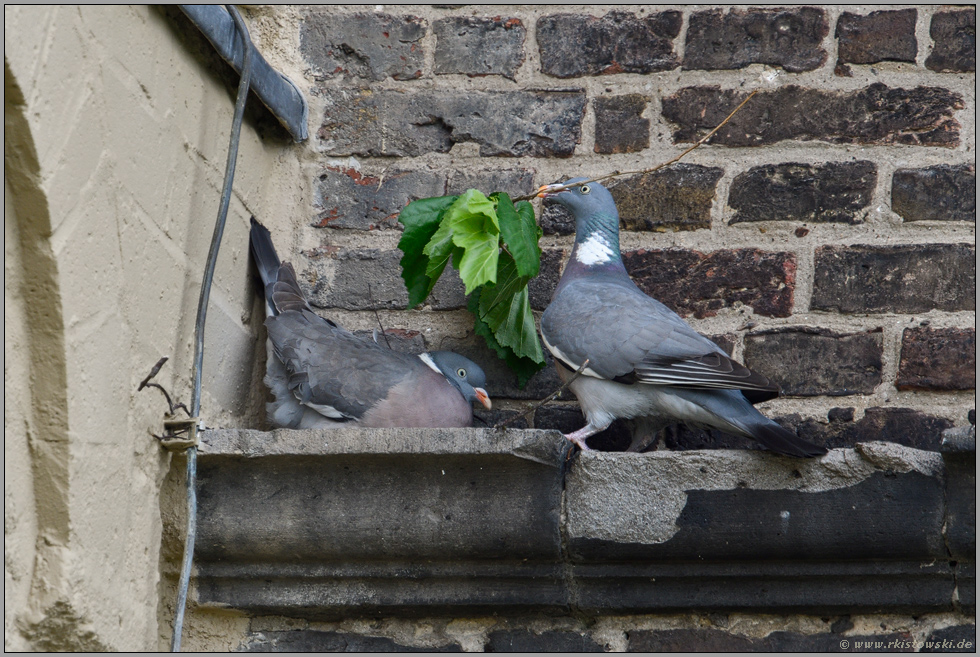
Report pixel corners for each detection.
[4,5,305,650]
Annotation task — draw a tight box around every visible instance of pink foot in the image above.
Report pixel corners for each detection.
[563,426,599,451]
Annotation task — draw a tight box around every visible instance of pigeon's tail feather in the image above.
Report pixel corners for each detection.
[673,387,827,458]
[269,263,313,315]
[249,217,281,289]
[745,419,828,458]
[250,217,313,316]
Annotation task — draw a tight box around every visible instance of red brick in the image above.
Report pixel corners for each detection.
[812,244,975,314]
[609,164,723,232]
[537,11,681,78]
[926,9,976,73]
[891,164,976,223]
[662,84,964,148]
[836,9,917,68]
[729,161,876,224]
[622,248,796,319]
[685,7,828,72]
[897,327,976,391]
[593,95,649,154]
[744,328,883,397]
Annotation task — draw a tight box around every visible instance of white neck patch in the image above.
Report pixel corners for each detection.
[574,232,615,266]
[418,352,443,375]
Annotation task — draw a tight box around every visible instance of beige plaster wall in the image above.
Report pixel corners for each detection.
[4,5,306,650]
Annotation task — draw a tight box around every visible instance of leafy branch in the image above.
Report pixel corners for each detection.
[396,90,758,387]
[398,190,545,386]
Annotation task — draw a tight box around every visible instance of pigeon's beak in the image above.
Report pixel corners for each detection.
[474,387,492,410]
[536,184,563,199]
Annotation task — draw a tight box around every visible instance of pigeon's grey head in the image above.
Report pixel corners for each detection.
[537,178,618,228]
[538,178,622,266]
[428,351,491,410]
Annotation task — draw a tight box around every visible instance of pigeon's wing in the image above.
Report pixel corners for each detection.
[266,309,421,421]
[540,276,779,401]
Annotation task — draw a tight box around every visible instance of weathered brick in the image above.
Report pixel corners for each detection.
[300,12,426,81]
[594,95,649,154]
[744,327,883,397]
[537,11,681,78]
[528,248,565,311]
[446,168,535,198]
[314,168,445,230]
[922,625,977,652]
[317,89,586,157]
[629,629,760,652]
[836,9,917,69]
[662,84,964,148]
[433,16,525,79]
[811,244,976,314]
[306,248,409,311]
[778,408,954,451]
[487,630,604,652]
[892,164,976,223]
[896,327,976,391]
[926,9,976,73]
[539,203,574,236]
[728,161,876,225]
[241,630,461,652]
[622,248,796,319]
[351,328,426,355]
[609,164,723,232]
[426,267,467,311]
[684,7,828,72]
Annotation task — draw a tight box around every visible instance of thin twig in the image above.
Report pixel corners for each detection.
[137,356,190,417]
[373,310,393,349]
[513,89,759,202]
[138,356,169,391]
[368,283,393,349]
[495,359,590,429]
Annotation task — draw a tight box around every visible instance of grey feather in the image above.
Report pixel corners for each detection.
[249,217,490,429]
[538,180,826,458]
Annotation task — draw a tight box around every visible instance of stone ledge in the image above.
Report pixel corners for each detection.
[193,428,974,619]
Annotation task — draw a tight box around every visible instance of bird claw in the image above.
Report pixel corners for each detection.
[562,431,593,451]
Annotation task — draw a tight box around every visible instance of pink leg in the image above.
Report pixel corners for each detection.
[563,421,611,451]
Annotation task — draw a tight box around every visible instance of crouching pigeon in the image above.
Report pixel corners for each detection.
[249,217,491,429]
[537,179,826,458]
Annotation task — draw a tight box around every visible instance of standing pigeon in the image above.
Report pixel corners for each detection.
[249,217,491,429]
[537,179,826,458]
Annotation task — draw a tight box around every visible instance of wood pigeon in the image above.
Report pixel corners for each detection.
[537,179,827,458]
[249,218,491,429]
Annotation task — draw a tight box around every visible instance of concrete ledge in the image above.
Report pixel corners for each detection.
[193,428,974,619]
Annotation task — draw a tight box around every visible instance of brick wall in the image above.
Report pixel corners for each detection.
[291,5,974,450]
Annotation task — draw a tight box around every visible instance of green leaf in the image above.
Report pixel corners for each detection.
[444,190,500,294]
[477,252,545,366]
[477,252,530,324]
[422,215,456,279]
[494,193,542,279]
[397,195,459,308]
[468,289,545,389]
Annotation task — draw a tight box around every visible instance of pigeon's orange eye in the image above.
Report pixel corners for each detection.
[457,368,467,378]
[580,185,591,194]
